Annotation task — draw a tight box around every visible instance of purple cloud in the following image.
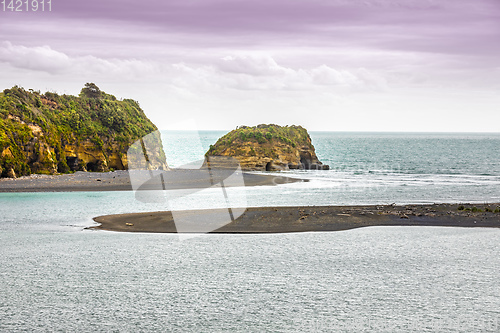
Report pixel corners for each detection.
[2,0,499,57]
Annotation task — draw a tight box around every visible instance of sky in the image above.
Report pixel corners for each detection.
[0,0,499,132]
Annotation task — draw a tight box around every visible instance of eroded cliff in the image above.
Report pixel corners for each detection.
[0,84,166,178]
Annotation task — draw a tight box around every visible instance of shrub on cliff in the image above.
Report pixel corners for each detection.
[79,83,102,99]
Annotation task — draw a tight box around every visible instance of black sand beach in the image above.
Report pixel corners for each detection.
[92,203,500,234]
[0,170,300,192]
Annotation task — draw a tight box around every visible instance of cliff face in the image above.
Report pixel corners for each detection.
[206,124,329,171]
[0,84,167,178]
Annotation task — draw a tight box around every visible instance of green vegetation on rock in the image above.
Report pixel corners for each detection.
[206,124,329,171]
[0,84,165,178]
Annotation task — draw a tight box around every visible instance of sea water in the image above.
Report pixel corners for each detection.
[1,132,499,332]
[161,131,500,207]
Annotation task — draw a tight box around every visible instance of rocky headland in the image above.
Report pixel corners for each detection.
[0,84,166,178]
[205,124,329,171]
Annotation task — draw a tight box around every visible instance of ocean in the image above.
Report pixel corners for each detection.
[1,131,499,332]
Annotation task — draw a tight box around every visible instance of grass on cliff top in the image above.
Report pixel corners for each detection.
[207,124,312,155]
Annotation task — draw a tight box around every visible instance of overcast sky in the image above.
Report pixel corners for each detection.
[1,0,499,131]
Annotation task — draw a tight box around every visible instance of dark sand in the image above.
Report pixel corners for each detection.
[0,170,301,192]
[92,203,500,234]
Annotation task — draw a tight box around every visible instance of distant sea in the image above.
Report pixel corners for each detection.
[1,131,499,332]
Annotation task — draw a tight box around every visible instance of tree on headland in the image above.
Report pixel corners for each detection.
[79,83,102,99]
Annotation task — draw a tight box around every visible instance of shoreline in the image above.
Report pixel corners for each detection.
[0,169,301,192]
[92,203,500,234]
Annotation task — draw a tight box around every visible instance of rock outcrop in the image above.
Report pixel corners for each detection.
[0,84,167,178]
[205,124,329,171]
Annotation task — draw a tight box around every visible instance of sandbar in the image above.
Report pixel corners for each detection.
[92,203,500,234]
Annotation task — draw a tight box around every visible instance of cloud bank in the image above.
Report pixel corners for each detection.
[0,0,499,131]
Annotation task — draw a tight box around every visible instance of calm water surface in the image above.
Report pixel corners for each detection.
[1,132,499,332]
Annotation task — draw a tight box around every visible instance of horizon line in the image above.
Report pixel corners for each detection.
[158,129,500,134]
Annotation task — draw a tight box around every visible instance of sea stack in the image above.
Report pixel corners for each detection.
[206,124,329,171]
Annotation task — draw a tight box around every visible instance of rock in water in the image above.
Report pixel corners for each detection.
[0,84,167,178]
[205,124,329,171]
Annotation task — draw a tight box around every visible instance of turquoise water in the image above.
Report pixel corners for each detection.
[1,131,500,331]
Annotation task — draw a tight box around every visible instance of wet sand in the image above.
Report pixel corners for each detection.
[0,170,300,192]
[92,203,500,234]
